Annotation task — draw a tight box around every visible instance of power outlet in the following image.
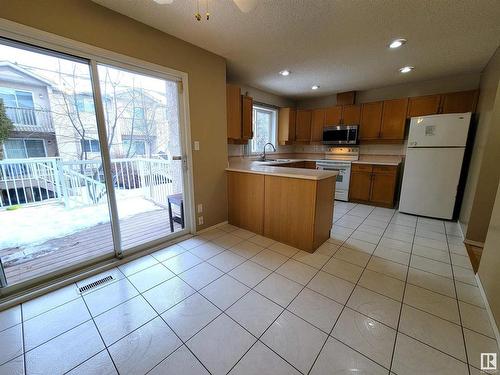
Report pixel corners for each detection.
[194,141,200,151]
[197,203,203,213]
[198,216,204,225]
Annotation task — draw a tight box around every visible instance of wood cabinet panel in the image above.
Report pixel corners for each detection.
[342,105,361,125]
[359,102,383,140]
[226,84,241,139]
[349,172,372,201]
[352,164,373,173]
[241,95,253,140]
[380,98,408,140]
[349,163,398,207]
[370,173,397,205]
[227,172,264,234]
[407,95,441,117]
[325,106,342,125]
[278,107,296,145]
[311,109,326,142]
[264,175,315,250]
[440,90,478,114]
[296,109,312,141]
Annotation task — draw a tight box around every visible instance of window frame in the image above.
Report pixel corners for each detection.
[250,104,278,155]
[122,138,147,157]
[0,87,35,109]
[80,138,101,153]
[3,137,47,159]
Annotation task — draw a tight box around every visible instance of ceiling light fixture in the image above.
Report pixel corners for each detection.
[389,38,407,49]
[399,66,414,74]
[279,70,290,76]
[311,85,320,90]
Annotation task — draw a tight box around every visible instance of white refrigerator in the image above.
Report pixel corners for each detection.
[399,112,472,220]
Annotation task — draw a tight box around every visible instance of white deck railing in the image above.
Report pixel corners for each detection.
[0,157,183,209]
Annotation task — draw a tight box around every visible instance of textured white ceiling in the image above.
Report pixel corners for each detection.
[92,0,500,99]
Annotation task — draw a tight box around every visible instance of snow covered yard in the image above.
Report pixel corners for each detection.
[0,193,163,263]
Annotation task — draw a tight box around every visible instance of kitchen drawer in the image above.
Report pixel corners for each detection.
[351,164,373,173]
[372,165,397,175]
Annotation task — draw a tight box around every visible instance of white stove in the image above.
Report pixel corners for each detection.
[316,147,359,201]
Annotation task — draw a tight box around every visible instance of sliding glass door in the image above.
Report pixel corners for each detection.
[0,41,115,286]
[97,64,187,252]
[0,38,190,289]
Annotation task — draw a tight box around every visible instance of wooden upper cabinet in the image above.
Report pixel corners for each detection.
[342,104,361,125]
[311,109,326,142]
[359,101,383,140]
[380,98,408,140]
[226,84,242,139]
[295,109,312,141]
[325,106,342,125]
[440,90,478,114]
[407,95,441,118]
[278,107,296,145]
[241,95,253,140]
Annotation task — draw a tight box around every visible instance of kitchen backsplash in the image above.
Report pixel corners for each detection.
[229,142,406,157]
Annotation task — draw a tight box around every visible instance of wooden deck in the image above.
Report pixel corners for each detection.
[1,209,182,285]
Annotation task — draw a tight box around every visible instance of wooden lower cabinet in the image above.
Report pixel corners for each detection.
[349,171,372,201]
[227,172,264,234]
[264,175,335,251]
[227,171,335,252]
[349,164,399,208]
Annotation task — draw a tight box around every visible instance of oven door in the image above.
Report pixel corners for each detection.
[316,163,351,200]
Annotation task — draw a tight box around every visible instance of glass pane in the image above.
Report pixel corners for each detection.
[3,139,27,159]
[0,41,114,286]
[25,139,46,157]
[98,64,187,251]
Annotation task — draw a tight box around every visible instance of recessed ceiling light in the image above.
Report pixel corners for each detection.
[389,38,407,49]
[399,66,414,74]
[279,70,290,76]
[311,85,320,90]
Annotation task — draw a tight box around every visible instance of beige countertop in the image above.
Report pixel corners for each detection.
[352,155,402,166]
[226,159,338,180]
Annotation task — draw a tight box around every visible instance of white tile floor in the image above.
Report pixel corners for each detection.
[0,202,498,374]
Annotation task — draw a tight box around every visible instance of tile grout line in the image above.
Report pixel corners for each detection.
[444,223,472,375]
[216,203,366,374]
[308,206,401,374]
[20,303,26,375]
[66,295,121,375]
[387,213,417,373]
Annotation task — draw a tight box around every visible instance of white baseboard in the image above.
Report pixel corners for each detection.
[196,221,228,234]
[475,274,500,352]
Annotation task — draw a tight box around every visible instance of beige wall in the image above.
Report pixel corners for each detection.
[296,72,480,108]
[460,47,500,242]
[478,180,500,331]
[0,0,228,230]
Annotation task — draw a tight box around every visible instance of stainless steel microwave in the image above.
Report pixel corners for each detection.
[322,125,359,145]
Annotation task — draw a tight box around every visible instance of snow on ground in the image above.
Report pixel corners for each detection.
[0,192,163,252]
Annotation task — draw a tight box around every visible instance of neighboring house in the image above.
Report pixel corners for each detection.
[0,62,58,159]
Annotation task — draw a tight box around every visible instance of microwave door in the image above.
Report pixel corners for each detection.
[323,128,349,144]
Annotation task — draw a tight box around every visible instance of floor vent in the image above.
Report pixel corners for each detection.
[78,275,114,293]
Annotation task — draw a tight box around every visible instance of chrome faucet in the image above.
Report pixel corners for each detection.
[260,142,276,161]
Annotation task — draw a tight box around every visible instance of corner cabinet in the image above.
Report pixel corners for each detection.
[349,164,399,208]
[226,84,253,143]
